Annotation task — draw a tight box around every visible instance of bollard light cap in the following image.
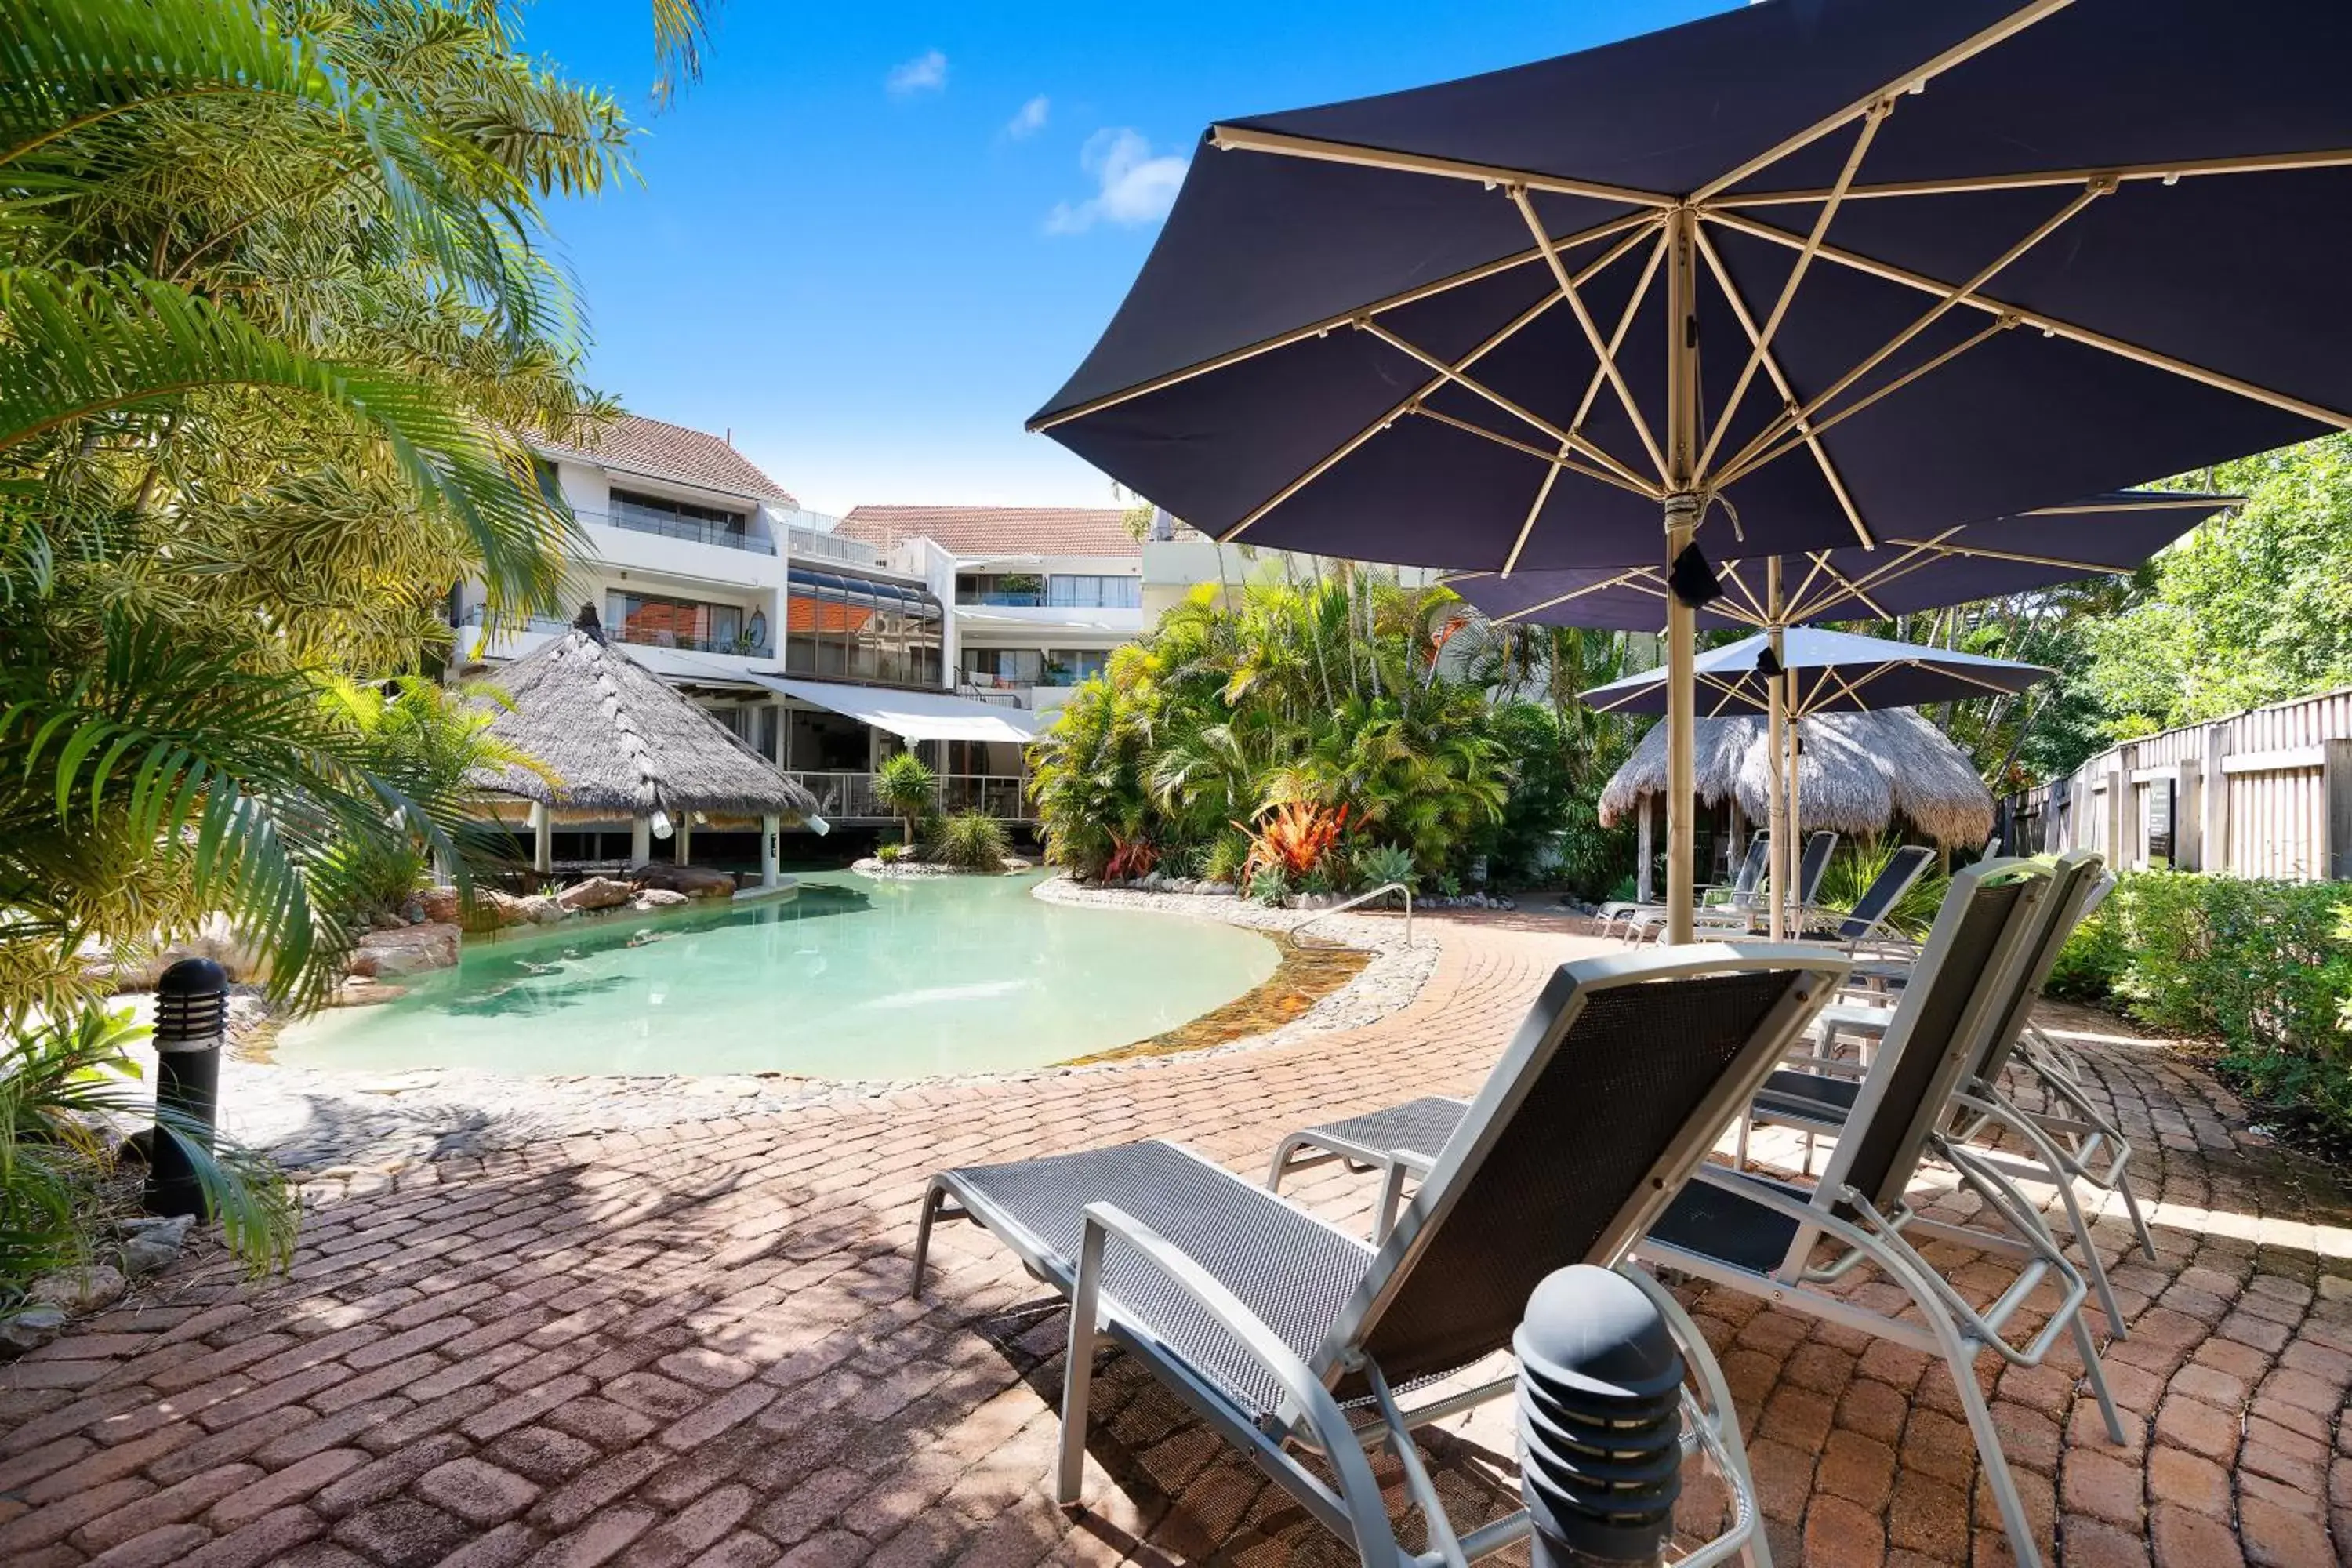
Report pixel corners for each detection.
[157,957,230,996]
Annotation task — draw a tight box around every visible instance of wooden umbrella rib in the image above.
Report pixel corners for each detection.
[1492,566,1657,624]
[1410,405,1657,499]
[1697,103,1889,480]
[1708,146,2352,208]
[1706,209,2352,433]
[1689,223,1874,547]
[1207,123,1675,209]
[1690,0,2078,203]
[1509,186,1669,482]
[1028,210,1657,433]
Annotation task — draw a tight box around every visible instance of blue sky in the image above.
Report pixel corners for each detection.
[524,0,1733,515]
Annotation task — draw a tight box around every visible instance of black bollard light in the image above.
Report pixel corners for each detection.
[1513,1265,1688,1567]
[144,957,228,1220]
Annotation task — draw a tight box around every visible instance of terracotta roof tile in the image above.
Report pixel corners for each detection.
[837,505,1146,558]
[537,415,795,505]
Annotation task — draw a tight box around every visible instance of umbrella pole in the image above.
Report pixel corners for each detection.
[1766,561,1788,940]
[1663,208,1700,945]
[1787,668,1804,927]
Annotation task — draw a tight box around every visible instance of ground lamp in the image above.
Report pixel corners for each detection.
[146,956,228,1221]
[1028,0,2352,942]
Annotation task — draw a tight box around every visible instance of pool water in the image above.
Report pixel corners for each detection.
[274,873,1280,1079]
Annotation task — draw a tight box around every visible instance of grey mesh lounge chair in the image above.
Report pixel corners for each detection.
[1775,843,1936,953]
[1639,857,2129,1568]
[911,948,1849,1568]
[1599,834,1769,938]
[1269,861,2127,1568]
[1621,833,1835,944]
[1740,851,2138,1334]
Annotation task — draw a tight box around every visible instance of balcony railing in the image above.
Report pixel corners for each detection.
[457,608,768,659]
[785,771,1032,822]
[786,525,883,568]
[956,589,1142,609]
[584,508,778,555]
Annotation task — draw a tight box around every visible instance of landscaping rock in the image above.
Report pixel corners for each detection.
[118,1214,193,1278]
[0,1305,68,1353]
[328,978,407,1007]
[630,888,690,910]
[557,875,633,913]
[401,896,428,925]
[627,862,738,899]
[348,921,461,978]
[418,886,462,924]
[519,895,566,925]
[29,1263,127,1314]
[459,889,537,932]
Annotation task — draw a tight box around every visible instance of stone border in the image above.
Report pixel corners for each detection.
[180,876,1432,1174]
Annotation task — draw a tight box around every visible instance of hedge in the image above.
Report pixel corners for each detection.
[2050,871,2352,1141]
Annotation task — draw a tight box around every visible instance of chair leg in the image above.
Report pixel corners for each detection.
[2044,1163,2129,1341]
[2118,1175,2158,1261]
[1265,1138,1301,1193]
[1941,1338,2045,1568]
[910,1181,945,1298]
[2071,1313,2128,1444]
[1058,1219,1107,1508]
[1374,1160,1410,1242]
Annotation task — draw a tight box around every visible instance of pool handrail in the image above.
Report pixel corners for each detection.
[1290,881,1413,949]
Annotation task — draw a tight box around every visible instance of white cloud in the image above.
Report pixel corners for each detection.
[1044,129,1188,234]
[1006,95,1050,140]
[885,49,947,96]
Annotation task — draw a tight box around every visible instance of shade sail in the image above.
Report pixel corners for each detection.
[1031,0,2352,572]
[1451,491,2232,630]
[756,677,1041,743]
[1580,627,2049,717]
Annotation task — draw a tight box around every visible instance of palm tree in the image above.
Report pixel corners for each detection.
[874,750,938,848]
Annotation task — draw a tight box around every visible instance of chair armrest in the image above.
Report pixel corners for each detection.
[1073,1204,1394,1550]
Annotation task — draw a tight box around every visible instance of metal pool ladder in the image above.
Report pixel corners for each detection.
[1289,881,1414,948]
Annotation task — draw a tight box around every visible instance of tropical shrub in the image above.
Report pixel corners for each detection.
[1356,843,1417,893]
[3,1010,295,1298]
[873,752,938,848]
[1242,802,1350,884]
[1247,866,1292,906]
[1203,832,1250,887]
[1104,833,1159,881]
[1813,837,1951,941]
[874,841,907,865]
[2053,871,2352,1143]
[929,810,1010,873]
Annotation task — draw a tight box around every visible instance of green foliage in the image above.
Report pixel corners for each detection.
[1247,866,1291,906]
[1355,843,1417,893]
[1468,701,1636,896]
[1812,837,1950,941]
[1029,571,1638,888]
[927,810,1009,874]
[3,1007,295,1298]
[873,841,907,866]
[873,751,938,847]
[1202,832,1249,887]
[2056,872,2352,1142]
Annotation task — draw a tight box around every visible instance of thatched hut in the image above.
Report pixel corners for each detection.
[469,608,819,884]
[1600,710,1993,895]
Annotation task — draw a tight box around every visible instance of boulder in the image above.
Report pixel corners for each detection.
[630,888,690,911]
[30,1264,127,1315]
[348,922,461,978]
[118,1214,192,1279]
[328,978,408,1007]
[418,886,462,925]
[0,1305,68,1353]
[627,862,739,899]
[519,895,566,925]
[458,889,535,933]
[557,876,632,913]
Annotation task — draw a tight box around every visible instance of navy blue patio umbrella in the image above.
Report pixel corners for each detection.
[1450,486,2227,930]
[1029,0,2352,952]
[1579,627,2050,718]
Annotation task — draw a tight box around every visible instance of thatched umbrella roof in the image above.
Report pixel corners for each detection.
[1599,709,1992,848]
[469,608,818,821]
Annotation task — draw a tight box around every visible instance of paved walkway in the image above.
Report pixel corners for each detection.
[3,913,2349,1568]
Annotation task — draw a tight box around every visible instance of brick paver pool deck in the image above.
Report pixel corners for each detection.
[3,911,2349,1568]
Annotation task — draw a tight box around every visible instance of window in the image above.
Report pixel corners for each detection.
[607,488,747,546]
[604,591,758,655]
[1045,575,1140,608]
[961,648,1044,687]
[785,568,942,688]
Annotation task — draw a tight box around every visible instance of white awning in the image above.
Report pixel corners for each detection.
[752,676,1041,743]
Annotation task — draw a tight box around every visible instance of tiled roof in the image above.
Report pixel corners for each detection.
[537,415,796,505]
[837,504,1146,559]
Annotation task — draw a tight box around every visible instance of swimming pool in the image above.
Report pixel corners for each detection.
[274,873,1280,1079]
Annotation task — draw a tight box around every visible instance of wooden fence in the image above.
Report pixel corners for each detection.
[1998,687,2352,880]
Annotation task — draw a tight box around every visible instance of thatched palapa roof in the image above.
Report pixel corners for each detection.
[1599,709,1993,848]
[469,608,818,821]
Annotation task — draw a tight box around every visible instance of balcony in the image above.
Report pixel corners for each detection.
[955,589,1142,609]
[784,771,1032,822]
[456,609,770,661]
[786,525,884,568]
[583,507,778,555]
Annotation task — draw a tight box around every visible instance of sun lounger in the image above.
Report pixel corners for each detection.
[1614,833,1837,943]
[911,946,1849,1568]
[1599,834,1770,938]
[1269,858,2126,1568]
[1777,843,1936,953]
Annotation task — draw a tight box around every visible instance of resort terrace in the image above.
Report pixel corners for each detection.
[2,906,2344,1568]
